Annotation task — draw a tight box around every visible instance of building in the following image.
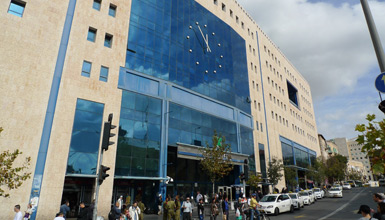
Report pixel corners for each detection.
[328,137,349,158]
[0,0,319,219]
[318,134,329,162]
[347,138,373,181]
[346,160,367,182]
[326,141,339,157]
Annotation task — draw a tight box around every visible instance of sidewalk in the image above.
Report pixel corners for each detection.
[144,209,237,220]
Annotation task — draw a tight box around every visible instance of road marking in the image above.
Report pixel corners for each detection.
[318,188,366,220]
[294,215,306,218]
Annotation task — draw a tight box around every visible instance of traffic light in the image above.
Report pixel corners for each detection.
[98,165,110,185]
[244,159,249,181]
[101,114,116,151]
[379,100,385,114]
[240,172,245,181]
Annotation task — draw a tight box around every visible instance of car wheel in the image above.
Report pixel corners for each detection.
[274,207,279,216]
[290,205,294,213]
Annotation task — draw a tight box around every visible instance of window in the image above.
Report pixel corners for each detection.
[241,22,244,29]
[81,61,92,77]
[87,27,97,42]
[93,0,101,10]
[251,32,254,39]
[104,33,113,48]
[287,81,299,106]
[236,16,239,23]
[214,0,218,5]
[230,10,233,17]
[256,121,259,130]
[222,3,226,12]
[99,66,109,82]
[248,28,250,35]
[8,0,26,17]
[109,4,116,17]
[258,103,261,111]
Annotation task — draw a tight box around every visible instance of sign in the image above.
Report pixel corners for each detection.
[375,72,385,93]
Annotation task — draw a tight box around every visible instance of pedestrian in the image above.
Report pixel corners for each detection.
[158,194,163,215]
[125,194,131,208]
[87,200,94,220]
[196,191,203,204]
[54,213,65,220]
[117,195,124,212]
[374,202,385,220]
[137,199,145,220]
[113,201,122,220]
[23,203,32,220]
[14,204,23,220]
[211,198,219,220]
[235,198,243,220]
[221,197,229,220]
[175,195,181,220]
[250,194,261,220]
[123,208,131,220]
[357,205,378,220]
[129,202,140,220]
[166,195,176,220]
[59,201,70,219]
[77,202,88,220]
[374,193,385,203]
[182,197,192,220]
[163,196,169,220]
[198,199,204,220]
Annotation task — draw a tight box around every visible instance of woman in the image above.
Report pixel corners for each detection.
[129,202,140,220]
[24,204,32,220]
[211,198,219,220]
[123,208,131,220]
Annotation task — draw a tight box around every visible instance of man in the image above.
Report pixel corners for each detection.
[158,194,163,215]
[374,193,385,203]
[196,191,203,204]
[222,197,229,220]
[166,196,176,220]
[250,194,261,220]
[59,201,70,218]
[137,199,145,220]
[198,199,204,220]
[357,205,378,220]
[54,213,65,220]
[182,197,192,220]
[77,202,88,220]
[13,205,23,220]
[87,200,95,220]
[129,202,141,220]
[117,195,124,211]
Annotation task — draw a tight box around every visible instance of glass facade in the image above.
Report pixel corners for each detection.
[282,142,294,166]
[258,143,267,178]
[116,91,162,177]
[240,126,255,171]
[168,102,237,152]
[66,99,104,175]
[126,0,250,114]
[280,137,316,169]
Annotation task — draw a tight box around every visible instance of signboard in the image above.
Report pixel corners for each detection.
[375,72,385,93]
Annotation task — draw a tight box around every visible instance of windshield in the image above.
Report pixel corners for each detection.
[289,194,297,199]
[308,191,313,195]
[329,188,340,192]
[260,195,277,202]
[334,184,341,187]
[299,192,308,196]
[314,189,320,192]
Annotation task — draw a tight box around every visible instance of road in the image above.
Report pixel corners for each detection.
[144,187,384,220]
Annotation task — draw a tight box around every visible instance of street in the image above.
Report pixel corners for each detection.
[144,187,384,220]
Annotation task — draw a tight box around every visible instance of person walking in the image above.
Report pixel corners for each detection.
[357,205,378,220]
[13,205,23,220]
[59,201,70,219]
[374,203,385,220]
[197,199,204,220]
[221,197,229,220]
[23,204,32,220]
[137,199,145,220]
[182,197,192,220]
[250,194,261,220]
[211,198,219,220]
[129,202,140,220]
[196,191,203,205]
[175,195,181,220]
[163,196,170,220]
[54,213,65,220]
[166,196,176,220]
[76,202,88,220]
[117,196,124,212]
[113,201,122,220]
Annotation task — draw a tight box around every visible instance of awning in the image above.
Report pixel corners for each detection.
[307,180,314,184]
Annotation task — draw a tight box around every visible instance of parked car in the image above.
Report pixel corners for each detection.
[379,179,385,186]
[347,180,356,187]
[328,187,343,198]
[342,183,352,190]
[288,193,304,209]
[306,190,317,202]
[355,180,363,187]
[257,194,294,215]
[313,188,324,199]
[298,191,314,205]
[333,184,343,191]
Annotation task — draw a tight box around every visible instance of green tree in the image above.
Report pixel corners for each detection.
[355,114,385,174]
[0,127,31,197]
[346,170,362,181]
[306,157,327,186]
[246,173,263,190]
[200,131,233,195]
[324,155,348,183]
[284,167,298,191]
[267,157,284,191]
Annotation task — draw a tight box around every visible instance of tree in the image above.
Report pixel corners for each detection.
[355,114,385,174]
[306,157,327,186]
[284,167,297,191]
[200,131,233,196]
[246,173,263,190]
[0,127,31,197]
[324,155,348,183]
[267,157,284,191]
[346,169,362,181]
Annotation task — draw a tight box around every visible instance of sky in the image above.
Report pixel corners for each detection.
[237,0,385,140]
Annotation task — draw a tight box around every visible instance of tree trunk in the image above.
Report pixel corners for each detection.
[212,181,215,198]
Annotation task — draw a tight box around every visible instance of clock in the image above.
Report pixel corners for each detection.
[186,22,224,75]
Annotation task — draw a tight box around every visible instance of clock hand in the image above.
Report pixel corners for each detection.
[197,24,211,53]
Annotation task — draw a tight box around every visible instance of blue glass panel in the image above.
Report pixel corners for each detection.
[118,71,159,96]
[93,0,101,10]
[67,152,98,174]
[109,5,116,17]
[8,1,25,17]
[87,29,96,42]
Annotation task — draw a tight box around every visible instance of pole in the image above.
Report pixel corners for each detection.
[361,0,385,72]
[243,179,246,197]
[93,146,104,220]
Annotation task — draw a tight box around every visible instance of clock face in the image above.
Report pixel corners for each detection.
[186,22,224,75]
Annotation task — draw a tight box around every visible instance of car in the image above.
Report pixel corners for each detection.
[328,187,343,198]
[299,191,314,205]
[313,188,324,199]
[306,190,316,202]
[288,193,304,209]
[257,194,294,216]
[355,180,363,187]
[347,180,357,187]
[379,179,385,186]
[342,183,351,190]
[333,184,343,191]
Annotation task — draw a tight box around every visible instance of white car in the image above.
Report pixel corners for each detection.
[342,183,352,190]
[258,194,294,215]
[313,188,324,199]
[288,193,304,209]
[299,191,314,205]
[333,184,343,191]
[306,190,316,202]
[328,187,343,198]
